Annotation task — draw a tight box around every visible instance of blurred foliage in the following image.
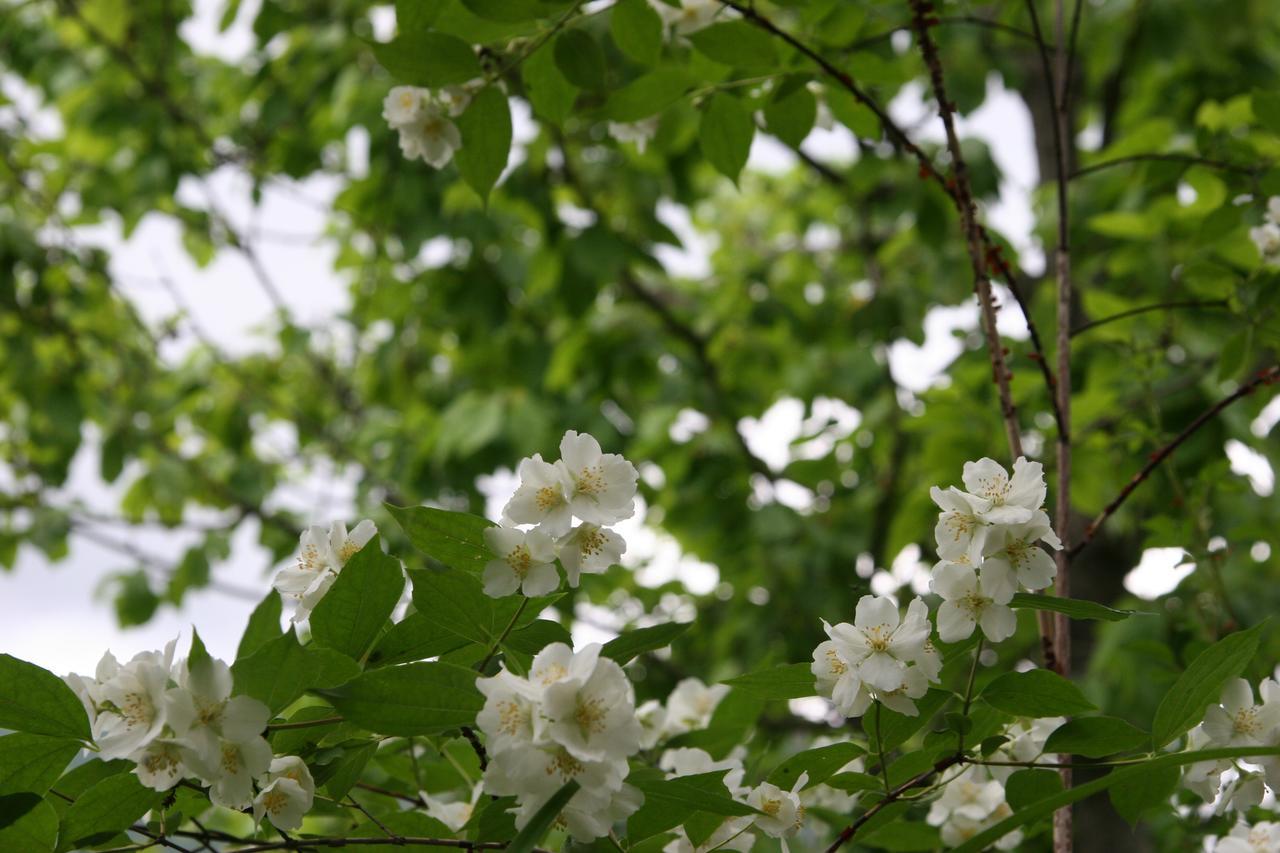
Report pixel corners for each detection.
[1,0,1279,846]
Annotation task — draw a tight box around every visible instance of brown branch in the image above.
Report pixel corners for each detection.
[825,755,961,852]
[1070,152,1263,181]
[1069,366,1280,558]
[1071,299,1230,337]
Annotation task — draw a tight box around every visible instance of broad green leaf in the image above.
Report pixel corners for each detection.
[507,780,579,853]
[310,539,404,661]
[628,770,756,842]
[610,0,663,65]
[603,69,694,122]
[0,734,80,800]
[0,655,90,741]
[1004,768,1063,811]
[981,669,1096,718]
[408,567,497,645]
[600,621,691,665]
[699,93,753,183]
[366,612,470,668]
[315,661,483,736]
[235,589,283,661]
[396,0,444,33]
[763,84,817,149]
[0,799,56,853]
[1043,716,1149,757]
[455,86,512,202]
[319,741,378,800]
[767,741,864,791]
[372,34,482,87]
[387,504,494,574]
[553,30,606,91]
[48,760,131,814]
[1151,621,1268,748]
[523,44,578,126]
[721,662,814,699]
[860,820,942,851]
[1108,763,1179,824]
[688,20,778,68]
[503,619,572,656]
[1009,592,1143,622]
[1254,88,1280,134]
[950,746,1280,852]
[231,631,360,714]
[59,772,162,850]
[864,689,952,751]
[825,87,879,138]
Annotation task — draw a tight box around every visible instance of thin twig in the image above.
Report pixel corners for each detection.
[1071,152,1263,180]
[1071,299,1230,336]
[824,755,962,852]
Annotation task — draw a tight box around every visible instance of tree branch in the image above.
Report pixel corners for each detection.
[1070,152,1263,181]
[825,755,962,852]
[1071,299,1230,337]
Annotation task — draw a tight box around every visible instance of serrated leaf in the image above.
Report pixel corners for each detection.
[1151,621,1268,749]
[366,612,470,668]
[315,661,483,736]
[0,655,90,742]
[981,669,1096,718]
[601,622,691,665]
[699,93,753,183]
[387,504,494,574]
[455,86,512,202]
[1043,716,1149,757]
[611,0,663,65]
[721,662,813,699]
[310,539,404,661]
[1009,592,1143,622]
[373,33,482,87]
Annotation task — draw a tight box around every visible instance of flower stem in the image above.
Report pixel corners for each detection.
[874,701,891,793]
[956,637,984,756]
[478,597,529,673]
[265,715,344,731]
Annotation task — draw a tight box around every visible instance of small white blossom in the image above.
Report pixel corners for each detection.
[274,519,377,620]
[984,717,1061,783]
[832,595,931,692]
[979,511,1061,598]
[382,86,424,127]
[503,453,575,535]
[514,780,644,842]
[541,654,644,762]
[663,677,729,736]
[481,526,559,598]
[422,782,483,832]
[930,487,989,564]
[747,773,807,845]
[184,734,273,809]
[398,103,463,169]
[80,643,176,760]
[927,767,1006,826]
[1214,820,1280,852]
[476,668,542,753]
[1203,678,1280,747]
[931,561,1017,644]
[651,0,736,35]
[166,653,270,763]
[1250,223,1280,267]
[556,523,625,587]
[557,430,639,525]
[253,757,315,831]
[129,738,188,791]
[608,117,660,153]
[961,457,1048,525]
[812,625,869,718]
[439,81,481,117]
[636,699,667,749]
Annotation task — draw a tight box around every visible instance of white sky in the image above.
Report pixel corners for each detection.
[1,1,1275,676]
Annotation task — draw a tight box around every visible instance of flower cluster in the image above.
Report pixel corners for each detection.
[1249,197,1280,268]
[487,430,638,598]
[928,457,1061,644]
[811,594,941,718]
[1212,820,1280,852]
[926,766,1022,849]
[475,642,646,841]
[273,519,377,620]
[1182,678,1280,812]
[659,747,755,852]
[382,84,475,168]
[637,676,731,748]
[64,638,315,830]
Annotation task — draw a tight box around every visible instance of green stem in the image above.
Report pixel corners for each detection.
[478,597,529,673]
[874,701,891,793]
[265,715,344,731]
[956,637,984,756]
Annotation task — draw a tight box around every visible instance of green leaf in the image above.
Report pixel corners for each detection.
[1108,763,1180,824]
[864,689,952,751]
[699,93,753,183]
[506,780,579,853]
[522,44,578,126]
[611,0,663,65]
[553,30,606,91]
[665,689,762,759]
[366,612,470,668]
[1004,768,1063,811]
[320,741,378,800]
[949,746,1280,853]
[310,539,404,661]
[387,504,494,574]
[601,622,691,665]
[721,662,813,699]
[455,86,512,202]
[1254,88,1280,134]
[236,589,283,661]
[981,669,1096,718]
[503,619,572,656]
[767,741,864,791]
[0,799,56,853]
[407,568,498,645]
[1009,593,1144,622]
[688,20,778,68]
[0,655,90,741]
[603,69,694,122]
[859,820,942,851]
[232,631,360,714]
[396,0,444,33]
[315,661,483,736]
[1043,716,1149,758]
[763,83,817,149]
[628,770,756,842]
[372,33,482,87]
[1151,621,1268,749]
[0,735,80,801]
[825,88,879,138]
[59,772,162,850]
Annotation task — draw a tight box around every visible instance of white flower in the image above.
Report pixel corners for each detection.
[961,457,1047,524]
[1214,820,1280,852]
[1183,724,1232,800]
[422,782,483,832]
[1203,679,1280,747]
[481,526,559,598]
[660,747,747,794]
[83,643,175,760]
[541,654,643,762]
[528,642,601,693]
[917,638,943,682]
[830,595,931,692]
[1250,223,1280,267]
[274,519,377,620]
[652,0,735,35]
[927,766,1006,825]
[476,668,542,753]
[812,626,869,718]
[484,741,628,802]
[382,86,424,127]
[398,103,463,169]
[939,802,1021,849]
[979,511,1061,598]
[664,818,754,853]
[931,561,1017,644]
[663,678,729,736]
[167,654,271,763]
[253,757,315,831]
[636,699,667,749]
[503,453,575,535]
[556,523,626,587]
[748,773,807,841]
[984,717,1061,783]
[184,734,273,809]
[608,117,660,153]
[1217,771,1267,816]
[439,81,481,117]
[930,487,989,565]
[557,430,639,525]
[513,780,644,842]
[876,665,931,716]
[1267,196,1280,225]
[130,738,188,791]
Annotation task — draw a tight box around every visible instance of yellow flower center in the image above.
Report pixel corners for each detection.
[572,466,605,496]
[1233,707,1263,736]
[575,696,607,736]
[263,789,289,815]
[826,648,848,675]
[498,700,527,736]
[506,545,533,579]
[535,486,564,511]
[221,744,241,774]
[548,749,584,780]
[863,625,891,652]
